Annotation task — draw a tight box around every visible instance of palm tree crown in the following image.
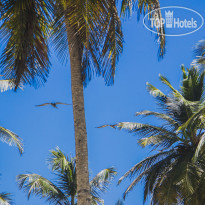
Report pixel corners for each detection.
[0,0,124,88]
[101,66,205,204]
[0,0,165,88]
[18,147,117,205]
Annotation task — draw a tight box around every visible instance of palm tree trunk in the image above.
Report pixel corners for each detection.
[65,22,91,205]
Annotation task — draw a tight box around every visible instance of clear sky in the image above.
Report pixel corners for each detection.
[1,0,205,204]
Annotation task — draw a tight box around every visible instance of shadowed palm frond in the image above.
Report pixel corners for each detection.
[120,0,165,57]
[118,149,176,184]
[52,0,123,87]
[0,126,23,155]
[100,0,123,85]
[0,0,52,89]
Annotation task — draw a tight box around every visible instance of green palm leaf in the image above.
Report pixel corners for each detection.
[48,147,70,173]
[192,133,205,162]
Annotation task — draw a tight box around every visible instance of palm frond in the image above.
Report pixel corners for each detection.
[180,66,205,101]
[193,40,205,65]
[100,0,123,85]
[118,150,176,185]
[136,110,179,127]
[48,147,70,173]
[0,79,23,92]
[17,174,68,204]
[90,167,117,205]
[0,126,23,155]
[146,82,167,107]
[121,150,178,200]
[138,134,179,149]
[177,104,205,134]
[115,199,124,205]
[0,0,52,89]
[120,0,165,57]
[100,122,178,140]
[52,0,123,87]
[159,74,185,101]
[0,193,13,205]
[192,133,205,162]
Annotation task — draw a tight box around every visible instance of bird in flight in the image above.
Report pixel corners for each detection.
[36,102,72,109]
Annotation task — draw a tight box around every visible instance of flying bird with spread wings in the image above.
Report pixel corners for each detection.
[36,102,72,109]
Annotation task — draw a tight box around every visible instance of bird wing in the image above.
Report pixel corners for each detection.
[55,102,72,105]
[35,103,51,107]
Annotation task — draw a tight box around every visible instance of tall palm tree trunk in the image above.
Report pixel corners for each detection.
[65,23,91,205]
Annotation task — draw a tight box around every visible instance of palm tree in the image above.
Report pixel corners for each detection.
[17,147,117,205]
[101,66,205,204]
[0,1,164,204]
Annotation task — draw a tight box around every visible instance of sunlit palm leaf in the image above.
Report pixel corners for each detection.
[0,193,13,205]
[90,167,117,204]
[48,147,70,173]
[17,174,68,204]
[136,110,179,127]
[0,80,23,92]
[0,126,23,155]
[100,122,179,140]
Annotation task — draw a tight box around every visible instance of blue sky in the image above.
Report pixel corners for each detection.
[1,0,205,204]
